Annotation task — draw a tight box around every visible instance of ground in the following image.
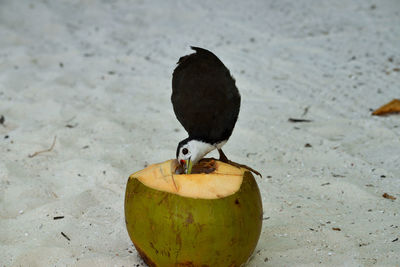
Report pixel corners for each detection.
[0,0,399,266]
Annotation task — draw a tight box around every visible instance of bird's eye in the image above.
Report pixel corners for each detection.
[182,148,188,155]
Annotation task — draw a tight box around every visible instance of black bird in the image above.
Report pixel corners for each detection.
[172,47,241,173]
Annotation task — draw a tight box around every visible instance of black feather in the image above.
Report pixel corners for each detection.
[171,47,241,144]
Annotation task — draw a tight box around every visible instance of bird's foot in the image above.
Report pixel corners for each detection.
[218,149,229,162]
[218,149,262,177]
[224,160,263,177]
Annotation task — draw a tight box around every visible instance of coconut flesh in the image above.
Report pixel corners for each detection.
[124,159,263,267]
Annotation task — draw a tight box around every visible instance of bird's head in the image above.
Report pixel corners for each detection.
[176,139,215,174]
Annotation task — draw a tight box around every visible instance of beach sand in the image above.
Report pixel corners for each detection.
[1,0,399,266]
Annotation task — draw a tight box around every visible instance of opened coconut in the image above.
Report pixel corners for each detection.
[124,159,262,267]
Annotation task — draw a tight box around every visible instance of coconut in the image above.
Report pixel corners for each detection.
[124,159,263,267]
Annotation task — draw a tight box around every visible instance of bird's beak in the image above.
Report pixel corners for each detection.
[187,158,193,174]
[180,158,193,174]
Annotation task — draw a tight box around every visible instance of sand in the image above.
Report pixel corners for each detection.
[1,0,399,266]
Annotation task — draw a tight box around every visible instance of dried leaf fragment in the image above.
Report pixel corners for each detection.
[372,99,400,116]
[382,193,396,200]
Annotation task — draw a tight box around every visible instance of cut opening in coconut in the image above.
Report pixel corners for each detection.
[129,159,245,199]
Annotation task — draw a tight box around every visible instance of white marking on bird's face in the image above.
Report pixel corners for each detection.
[177,143,191,163]
[177,140,216,167]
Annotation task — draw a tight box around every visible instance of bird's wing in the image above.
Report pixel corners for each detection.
[171,47,240,143]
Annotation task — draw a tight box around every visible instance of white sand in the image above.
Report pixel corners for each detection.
[1,0,399,266]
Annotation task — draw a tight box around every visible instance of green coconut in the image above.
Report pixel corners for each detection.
[124,159,263,267]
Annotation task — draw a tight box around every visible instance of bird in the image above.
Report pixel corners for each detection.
[171,46,241,174]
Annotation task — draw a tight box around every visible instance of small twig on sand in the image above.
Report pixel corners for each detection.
[61,231,71,241]
[0,115,5,126]
[28,136,57,158]
[288,118,313,123]
[302,106,310,117]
